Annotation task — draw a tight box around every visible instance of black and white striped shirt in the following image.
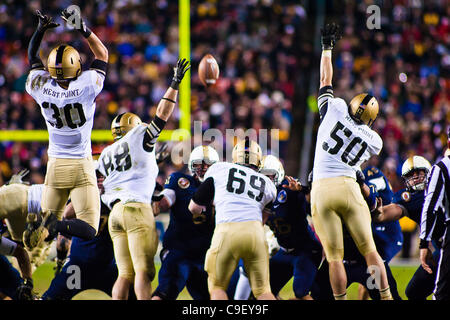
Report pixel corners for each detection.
[419,155,450,246]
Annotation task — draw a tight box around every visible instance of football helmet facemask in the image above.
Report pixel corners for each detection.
[349,93,379,127]
[188,145,220,182]
[47,44,82,80]
[401,155,431,191]
[259,155,285,186]
[111,112,142,141]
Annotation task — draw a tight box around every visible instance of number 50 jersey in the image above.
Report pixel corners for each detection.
[25,69,104,158]
[204,162,277,224]
[97,125,158,209]
[313,94,383,181]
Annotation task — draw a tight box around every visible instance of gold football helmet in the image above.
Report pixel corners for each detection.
[349,93,379,127]
[47,44,82,80]
[111,112,142,141]
[232,137,262,168]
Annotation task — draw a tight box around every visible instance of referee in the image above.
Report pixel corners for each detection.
[419,129,450,300]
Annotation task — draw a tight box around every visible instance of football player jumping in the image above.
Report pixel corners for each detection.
[189,138,277,300]
[151,145,219,300]
[310,23,392,300]
[23,9,108,250]
[97,58,190,300]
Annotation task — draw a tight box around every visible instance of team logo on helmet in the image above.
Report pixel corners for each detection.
[277,190,288,203]
[401,191,410,202]
[178,177,190,189]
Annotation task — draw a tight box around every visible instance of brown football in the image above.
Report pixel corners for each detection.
[198,54,220,87]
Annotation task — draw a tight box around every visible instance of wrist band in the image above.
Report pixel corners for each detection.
[322,50,332,58]
[162,97,176,104]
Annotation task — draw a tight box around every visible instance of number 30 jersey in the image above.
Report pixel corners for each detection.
[25,69,104,158]
[97,125,158,209]
[313,88,383,181]
[204,162,277,224]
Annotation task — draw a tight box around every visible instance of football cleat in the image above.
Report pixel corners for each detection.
[23,212,48,250]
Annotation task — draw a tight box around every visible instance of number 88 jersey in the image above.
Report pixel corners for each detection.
[204,162,277,224]
[312,94,383,181]
[26,69,104,158]
[97,125,158,209]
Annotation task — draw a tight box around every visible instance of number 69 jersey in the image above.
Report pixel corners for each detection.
[204,162,277,224]
[97,124,158,209]
[25,69,104,158]
[313,95,383,181]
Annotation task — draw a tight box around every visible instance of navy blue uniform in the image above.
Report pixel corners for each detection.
[42,202,118,300]
[153,172,214,300]
[392,187,442,300]
[265,180,322,298]
[312,167,402,300]
[0,255,23,299]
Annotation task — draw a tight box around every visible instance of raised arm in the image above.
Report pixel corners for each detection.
[143,59,191,152]
[61,8,108,62]
[28,11,59,70]
[318,23,340,119]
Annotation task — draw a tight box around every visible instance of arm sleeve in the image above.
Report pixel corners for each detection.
[90,59,108,77]
[27,29,45,70]
[317,85,334,121]
[160,189,176,207]
[143,116,167,152]
[420,164,446,242]
[366,183,379,211]
[192,177,215,206]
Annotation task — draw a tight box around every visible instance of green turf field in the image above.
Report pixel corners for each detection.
[30,261,427,300]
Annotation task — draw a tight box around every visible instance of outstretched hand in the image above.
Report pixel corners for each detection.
[321,22,341,50]
[170,58,191,89]
[35,10,59,32]
[282,176,303,192]
[61,7,92,38]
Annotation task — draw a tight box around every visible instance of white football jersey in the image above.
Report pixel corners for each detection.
[27,184,44,214]
[204,162,277,224]
[25,69,104,158]
[313,97,382,180]
[97,124,158,209]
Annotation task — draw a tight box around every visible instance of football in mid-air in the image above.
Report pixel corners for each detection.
[198,54,220,87]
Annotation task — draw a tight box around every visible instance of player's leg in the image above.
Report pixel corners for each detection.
[0,184,29,241]
[269,250,294,298]
[311,179,346,299]
[41,259,82,300]
[185,259,210,300]
[125,203,158,300]
[0,255,23,300]
[292,251,321,300]
[23,184,69,249]
[204,223,241,300]
[239,221,276,300]
[343,179,392,300]
[65,157,100,239]
[152,249,190,300]
[310,260,334,300]
[433,234,450,300]
[405,262,437,300]
[109,202,134,300]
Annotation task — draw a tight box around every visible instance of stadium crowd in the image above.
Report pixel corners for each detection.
[0,0,448,198]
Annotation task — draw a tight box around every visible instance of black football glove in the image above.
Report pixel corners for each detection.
[35,10,59,32]
[61,7,92,38]
[356,170,365,186]
[16,278,34,300]
[320,23,341,50]
[170,58,191,89]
